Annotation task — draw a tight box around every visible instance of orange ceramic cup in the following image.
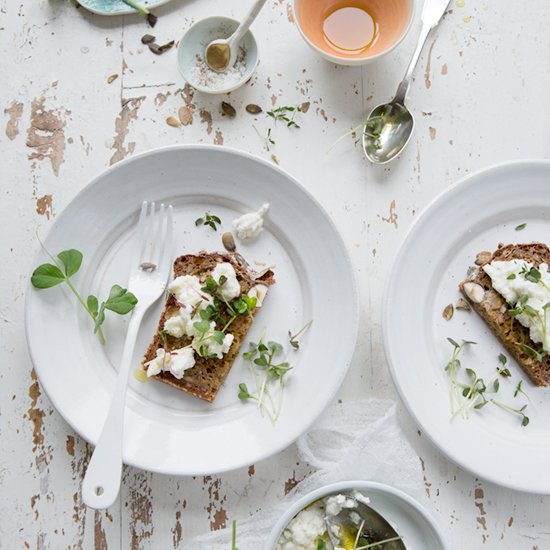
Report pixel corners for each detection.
[293,0,414,65]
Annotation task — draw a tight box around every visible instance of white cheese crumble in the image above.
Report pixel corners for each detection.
[168,275,211,308]
[145,347,195,379]
[211,262,241,301]
[484,259,550,352]
[233,203,270,239]
[276,505,326,550]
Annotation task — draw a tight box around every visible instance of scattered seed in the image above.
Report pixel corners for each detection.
[221,101,236,118]
[463,282,485,303]
[166,116,181,128]
[149,40,174,55]
[222,232,236,252]
[107,74,118,84]
[141,34,156,44]
[146,13,158,27]
[455,298,471,311]
[475,251,492,265]
[246,104,262,114]
[443,304,454,321]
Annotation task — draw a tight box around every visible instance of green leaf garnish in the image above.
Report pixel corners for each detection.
[195,211,222,231]
[31,245,137,344]
[515,223,527,231]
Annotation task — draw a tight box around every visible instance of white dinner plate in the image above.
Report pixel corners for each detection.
[266,481,449,550]
[384,160,550,494]
[25,145,358,475]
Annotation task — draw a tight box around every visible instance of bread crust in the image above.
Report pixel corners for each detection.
[459,243,550,386]
[141,252,275,402]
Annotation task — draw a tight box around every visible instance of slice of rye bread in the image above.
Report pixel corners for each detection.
[141,252,275,402]
[459,243,550,386]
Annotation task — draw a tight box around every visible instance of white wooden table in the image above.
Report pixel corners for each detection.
[2,0,550,547]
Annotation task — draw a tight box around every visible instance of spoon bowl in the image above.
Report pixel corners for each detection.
[362,102,414,164]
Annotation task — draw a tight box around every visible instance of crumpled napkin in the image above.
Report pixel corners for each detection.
[193,399,425,549]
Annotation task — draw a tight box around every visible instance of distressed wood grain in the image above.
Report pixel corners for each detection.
[1,0,550,548]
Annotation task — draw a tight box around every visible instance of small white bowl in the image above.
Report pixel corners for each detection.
[292,0,415,66]
[177,16,259,95]
[265,480,450,550]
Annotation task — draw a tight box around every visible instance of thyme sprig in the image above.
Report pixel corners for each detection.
[195,211,221,231]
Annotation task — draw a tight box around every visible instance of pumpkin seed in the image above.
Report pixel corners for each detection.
[246,104,262,114]
[221,101,236,118]
[455,298,471,311]
[107,74,118,84]
[475,251,492,265]
[443,304,454,321]
[166,116,181,128]
[141,34,156,44]
[222,232,236,252]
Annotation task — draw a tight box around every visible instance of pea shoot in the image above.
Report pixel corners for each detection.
[31,245,138,344]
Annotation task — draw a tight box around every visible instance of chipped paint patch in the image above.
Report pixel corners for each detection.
[424,39,437,90]
[94,511,108,550]
[200,110,213,135]
[214,129,224,145]
[109,97,145,165]
[284,471,301,495]
[4,100,23,140]
[286,4,294,22]
[204,476,228,531]
[179,105,194,126]
[154,92,171,106]
[27,369,45,450]
[128,469,155,549]
[300,101,310,113]
[381,200,398,228]
[441,63,448,75]
[429,127,437,140]
[26,96,66,176]
[66,435,75,456]
[173,509,183,547]
[35,194,53,219]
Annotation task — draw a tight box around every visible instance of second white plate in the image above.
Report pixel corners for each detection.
[384,160,550,494]
[25,145,358,475]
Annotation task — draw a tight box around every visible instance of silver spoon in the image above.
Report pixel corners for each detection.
[324,491,406,550]
[205,0,268,72]
[362,0,451,164]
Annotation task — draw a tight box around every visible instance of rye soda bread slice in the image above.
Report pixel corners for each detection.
[141,252,275,402]
[459,243,550,386]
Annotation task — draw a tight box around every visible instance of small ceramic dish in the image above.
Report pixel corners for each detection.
[177,16,259,95]
[76,0,173,16]
[265,480,449,549]
[292,0,415,66]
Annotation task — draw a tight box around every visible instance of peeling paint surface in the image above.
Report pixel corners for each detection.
[1,1,550,549]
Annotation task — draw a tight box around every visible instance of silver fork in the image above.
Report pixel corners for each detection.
[82,201,173,509]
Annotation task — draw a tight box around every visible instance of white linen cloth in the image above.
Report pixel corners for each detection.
[193,399,425,549]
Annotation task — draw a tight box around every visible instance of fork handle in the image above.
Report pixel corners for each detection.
[82,306,145,509]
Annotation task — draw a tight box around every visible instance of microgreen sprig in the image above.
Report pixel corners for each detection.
[31,245,138,344]
[120,0,158,26]
[444,341,530,427]
[288,320,313,350]
[239,337,292,425]
[231,520,237,550]
[267,105,302,128]
[195,211,222,231]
